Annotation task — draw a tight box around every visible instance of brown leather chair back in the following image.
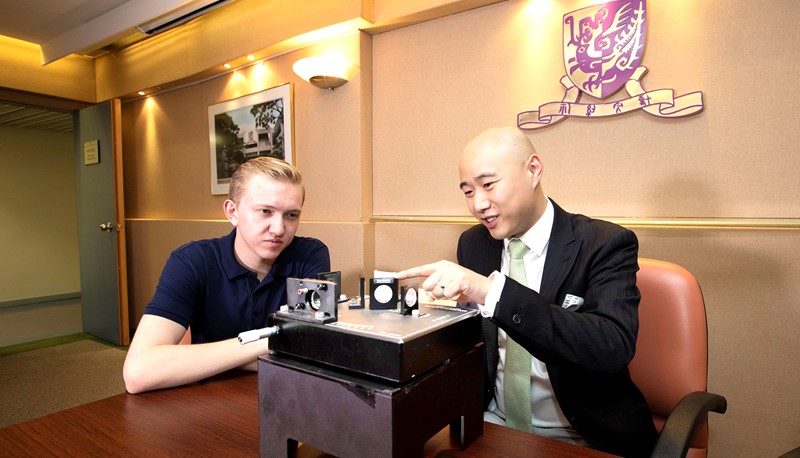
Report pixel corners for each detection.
[629,258,710,458]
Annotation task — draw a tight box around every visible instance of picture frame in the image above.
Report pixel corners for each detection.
[208,83,293,195]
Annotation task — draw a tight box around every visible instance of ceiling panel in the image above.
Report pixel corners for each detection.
[0,103,73,134]
[0,0,129,44]
[0,1,78,44]
[52,0,131,19]
[0,1,235,63]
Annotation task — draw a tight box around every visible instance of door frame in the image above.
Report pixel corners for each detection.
[111,99,130,345]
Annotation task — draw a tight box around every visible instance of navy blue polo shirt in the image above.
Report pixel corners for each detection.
[143,228,330,344]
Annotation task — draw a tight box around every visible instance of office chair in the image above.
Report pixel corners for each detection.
[629,258,727,458]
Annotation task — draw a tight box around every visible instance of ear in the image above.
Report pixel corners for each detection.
[526,154,543,188]
[223,199,238,226]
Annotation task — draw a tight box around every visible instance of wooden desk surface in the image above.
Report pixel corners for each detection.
[0,371,613,457]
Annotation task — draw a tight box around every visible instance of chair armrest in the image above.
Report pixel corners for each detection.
[651,391,727,458]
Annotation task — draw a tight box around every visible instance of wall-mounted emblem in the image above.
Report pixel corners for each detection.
[518,0,703,130]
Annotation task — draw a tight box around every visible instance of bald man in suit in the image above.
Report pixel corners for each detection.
[397,127,657,457]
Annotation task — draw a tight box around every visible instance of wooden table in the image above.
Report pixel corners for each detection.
[0,371,614,457]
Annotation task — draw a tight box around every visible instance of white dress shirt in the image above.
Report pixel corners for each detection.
[479,199,572,430]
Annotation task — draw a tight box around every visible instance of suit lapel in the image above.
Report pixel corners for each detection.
[540,201,580,302]
[483,229,503,271]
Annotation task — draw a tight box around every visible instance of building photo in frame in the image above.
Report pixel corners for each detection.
[208,83,293,195]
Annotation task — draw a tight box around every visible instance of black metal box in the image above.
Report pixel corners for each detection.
[267,304,481,383]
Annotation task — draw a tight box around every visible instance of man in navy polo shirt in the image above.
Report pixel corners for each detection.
[123,157,330,394]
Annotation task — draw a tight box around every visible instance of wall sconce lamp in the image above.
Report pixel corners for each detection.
[293,56,360,90]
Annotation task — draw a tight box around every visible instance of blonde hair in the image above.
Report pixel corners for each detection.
[228,157,304,203]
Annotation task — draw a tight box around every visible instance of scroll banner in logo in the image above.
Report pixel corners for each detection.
[517,0,704,130]
[518,66,704,129]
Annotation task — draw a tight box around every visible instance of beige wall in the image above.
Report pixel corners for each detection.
[0,125,82,347]
[1,0,797,456]
[373,1,800,218]
[0,126,79,302]
[0,298,82,347]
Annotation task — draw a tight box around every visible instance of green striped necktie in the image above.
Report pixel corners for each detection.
[504,238,532,433]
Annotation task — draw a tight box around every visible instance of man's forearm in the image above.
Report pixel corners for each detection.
[123,337,269,394]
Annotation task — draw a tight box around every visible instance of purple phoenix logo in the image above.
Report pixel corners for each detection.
[518,0,704,130]
[565,0,645,99]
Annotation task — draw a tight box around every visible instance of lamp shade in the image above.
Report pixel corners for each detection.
[293,56,359,90]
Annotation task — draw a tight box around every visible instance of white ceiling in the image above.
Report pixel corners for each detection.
[0,0,132,47]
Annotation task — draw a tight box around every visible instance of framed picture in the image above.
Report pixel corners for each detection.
[208,83,293,195]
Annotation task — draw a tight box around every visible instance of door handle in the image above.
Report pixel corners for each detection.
[99,222,114,232]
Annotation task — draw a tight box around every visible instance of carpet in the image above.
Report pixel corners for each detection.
[0,339,128,428]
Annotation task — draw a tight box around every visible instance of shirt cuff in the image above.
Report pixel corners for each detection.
[478,270,505,318]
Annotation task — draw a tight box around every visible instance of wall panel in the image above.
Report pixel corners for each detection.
[372,0,800,219]
[121,33,365,222]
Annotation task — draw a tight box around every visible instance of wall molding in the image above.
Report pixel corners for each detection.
[126,216,800,230]
[0,292,81,309]
[369,216,800,230]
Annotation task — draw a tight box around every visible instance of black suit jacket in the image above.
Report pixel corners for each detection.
[457,199,658,457]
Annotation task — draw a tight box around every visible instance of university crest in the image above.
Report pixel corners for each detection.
[518,0,704,129]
